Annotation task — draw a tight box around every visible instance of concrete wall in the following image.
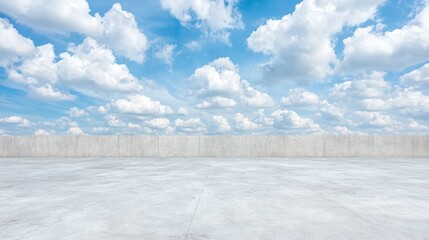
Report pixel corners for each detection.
[0,135,428,158]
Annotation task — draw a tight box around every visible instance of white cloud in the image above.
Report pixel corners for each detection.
[190,57,273,109]
[175,118,206,133]
[280,88,319,107]
[94,3,148,63]
[196,96,236,109]
[0,18,35,67]
[67,126,84,135]
[160,0,243,42]
[360,98,390,111]
[319,100,347,119]
[0,115,31,127]
[0,2,148,62]
[190,57,242,96]
[212,116,231,132]
[114,94,173,115]
[105,114,125,127]
[98,106,109,115]
[354,111,398,127]
[155,44,176,66]
[67,107,87,118]
[407,119,429,131]
[57,38,142,96]
[8,44,57,86]
[7,38,142,100]
[34,129,54,135]
[390,88,429,115]
[334,72,390,98]
[400,63,429,87]
[340,3,429,72]
[28,84,75,101]
[144,118,171,129]
[178,107,189,116]
[0,0,101,34]
[334,126,352,135]
[234,113,258,131]
[272,110,321,131]
[241,81,274,108]
[247,0,384,82]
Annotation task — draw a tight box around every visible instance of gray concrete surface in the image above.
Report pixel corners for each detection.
[0,135,428,158]
[0,158,428,240]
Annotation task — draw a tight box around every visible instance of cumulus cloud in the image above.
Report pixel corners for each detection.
[195,96,236,109]
[330,72,391,111]
[175,118,206,133]
[155,44,176,66]
[0,115,31,127]
[67,107,87,118]
[57,38,142,96]
[0,18,35,67]
[113,94,173,115]
[212,115,231,132]
[334,126,352,135]
[354,111,398,128]
[144,118,171,129]
[67,126,84,135]
[28,84,75,101]
[0,2,148,62]
[340,3,429,72]
[390,88,429,115]
[160,0,243,42]
[234,113,258,131]
[34,129,53,135]
[240,81,274,108]
[247,0,384,82]
[280,88,319,107]
[400,63,429,87]
[272,110,321,132]
[7,38,142,99]
[190,57,242,96]
[319,100,347,120]
[190,57,273,109]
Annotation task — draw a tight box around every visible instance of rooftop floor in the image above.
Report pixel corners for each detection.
[1,158,428,240]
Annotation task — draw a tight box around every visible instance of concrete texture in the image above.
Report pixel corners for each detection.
[0,135,428,158]
[324,135,357,157]
[36,136,77,158]
[245,135,285,157]
[118,136,158,157]
[158,136,200,157]
[1,136,36,157]
[76,136,119,157]
[413,135,429,157]
[200,136,246,157]
[284,135,325,157]
[0,158,428,240]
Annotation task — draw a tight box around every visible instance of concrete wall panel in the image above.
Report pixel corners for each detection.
[35,136,76,157]
[118,136,158,157]
[413,136,429,157]
[200,136,246,157]
[76,136,119,157]
[3,136,36,157]
[0,135,427,158]
[245,136,285,157]
[158,136,199,157]
[324,135,356,157]
[356,136,413,157]
[284,135,324,157]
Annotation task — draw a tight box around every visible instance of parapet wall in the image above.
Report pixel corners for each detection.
[0,135,428,158]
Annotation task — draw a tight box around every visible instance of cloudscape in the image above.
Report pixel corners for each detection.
[0,0,429,135]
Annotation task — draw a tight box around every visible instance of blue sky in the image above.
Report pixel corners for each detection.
[0,0,428,135]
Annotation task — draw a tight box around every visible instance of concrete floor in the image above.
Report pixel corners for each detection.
[0,158,428,240]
